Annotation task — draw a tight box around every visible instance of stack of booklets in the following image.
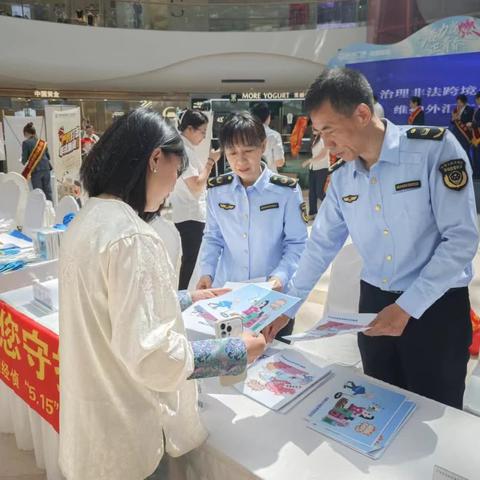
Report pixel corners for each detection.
[193,284,300,333]
[305,373,416,459]
[234,349,332,413]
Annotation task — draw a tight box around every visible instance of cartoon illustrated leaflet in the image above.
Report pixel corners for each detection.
[308,399,416,459]
[285,312,375,342]
[235,350,331,411]
[194,284,300,333]
[306,373,408,448]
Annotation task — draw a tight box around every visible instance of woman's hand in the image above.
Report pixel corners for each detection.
[190,288,230,303]
[241,331,267,364]
[196,275,213,290]
[209,149,221,162]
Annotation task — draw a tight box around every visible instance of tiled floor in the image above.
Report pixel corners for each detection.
[0,433,46,480]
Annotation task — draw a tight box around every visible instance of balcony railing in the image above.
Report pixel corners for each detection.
[0,0,368,32]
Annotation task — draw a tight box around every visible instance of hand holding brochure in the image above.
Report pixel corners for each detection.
[285,312,376,342]
[194,284,300,333]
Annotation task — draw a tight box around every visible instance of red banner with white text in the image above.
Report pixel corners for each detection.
[0,301,59,432]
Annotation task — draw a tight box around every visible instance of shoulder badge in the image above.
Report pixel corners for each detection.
[406,127,446,141]
[328,159,346,174]
[439,159,468,191]
[207,174,234,189]
[270,174,298,188]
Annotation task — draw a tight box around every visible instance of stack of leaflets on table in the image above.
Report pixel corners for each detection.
[234,349,332,413]
[305,373,416,459]
[285,312,376,342]
[193,284,300,333]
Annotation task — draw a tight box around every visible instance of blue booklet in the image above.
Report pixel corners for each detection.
[194,284,300,333]
[306,373,416,458]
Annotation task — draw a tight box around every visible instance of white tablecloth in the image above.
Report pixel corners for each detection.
[0,284,63,480]
[2,285,480,480]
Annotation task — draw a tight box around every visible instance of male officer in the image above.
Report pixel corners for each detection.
[265,68,479,408]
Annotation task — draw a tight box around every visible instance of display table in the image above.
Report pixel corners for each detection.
[0,259,58,293]
[184,363,480,480]
[0,285,62,480]
[1,284,480,480]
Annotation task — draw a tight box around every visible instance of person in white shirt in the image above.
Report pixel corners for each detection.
[170,109,220,289]
[302,129,330,219]
[373,95,385,119]
[251,102,285,172]
[59,109,266,480]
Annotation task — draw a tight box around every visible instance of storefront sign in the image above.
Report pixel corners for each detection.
[0,301,59,432]
[34,90,60,99]
[229,92,305,102]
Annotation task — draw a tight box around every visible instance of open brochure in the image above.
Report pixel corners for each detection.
[234,349,332,412]
[193,284,300,333]
[305,373,416,459]
[284,312,376,342]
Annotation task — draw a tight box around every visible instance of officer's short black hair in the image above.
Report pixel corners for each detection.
[456,94,468,104]
[410,96,421,106]
[304,67,374,115]
[81,108,187,222]
[219,112,266,150]
[251,102,271,123]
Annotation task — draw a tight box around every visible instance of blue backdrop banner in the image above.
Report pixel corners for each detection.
[349,52,479,127]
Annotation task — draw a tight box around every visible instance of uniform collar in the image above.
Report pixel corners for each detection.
[353,119,400,177]
[233,162,269,192]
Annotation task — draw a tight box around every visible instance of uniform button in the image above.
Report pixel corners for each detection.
[383,228,389,235]
[243,233,247,239]
[375,204,381,212]
[386,255,392,261]
[370,177,377,185]
[382,278,388,284]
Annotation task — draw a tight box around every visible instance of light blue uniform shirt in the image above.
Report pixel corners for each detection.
[288,120,479,319]
[199,165,308,289]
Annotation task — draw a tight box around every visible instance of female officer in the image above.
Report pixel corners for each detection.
[196,112,308,339]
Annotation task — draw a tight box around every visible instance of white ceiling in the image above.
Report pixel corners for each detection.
[0,17,367,93]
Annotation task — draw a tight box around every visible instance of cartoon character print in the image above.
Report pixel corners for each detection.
[208,300,233,310]
[355,422,376,436]
[242,299,270,329]
[322,394,377,427]
[245,360,314,396]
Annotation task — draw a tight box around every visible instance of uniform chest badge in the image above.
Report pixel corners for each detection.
[395,180,421,192]
[342,195,359,203]
[259,202,279,211]
[439,159,468,191]
[219,203,236,210]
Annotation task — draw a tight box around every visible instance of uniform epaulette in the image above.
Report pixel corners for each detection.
[207,174,234,189]
[406,127,446,141]
[269,174,298,188]
[328,159,346,174]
